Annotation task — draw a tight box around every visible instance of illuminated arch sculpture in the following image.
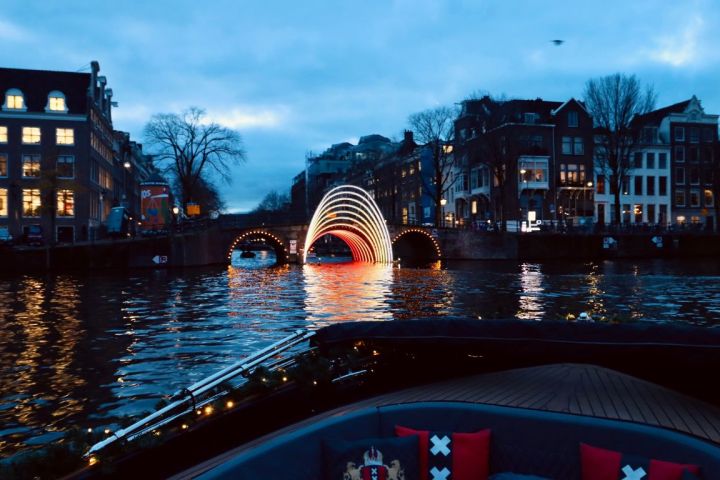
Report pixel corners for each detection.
[303,185,393,263]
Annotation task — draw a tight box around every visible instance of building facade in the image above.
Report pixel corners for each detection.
[0,61,141,243]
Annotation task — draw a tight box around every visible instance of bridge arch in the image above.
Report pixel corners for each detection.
[392,228,442,262]
[226,229,288,264]
[304,185,393,263]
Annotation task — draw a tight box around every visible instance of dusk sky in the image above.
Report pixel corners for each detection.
[2,0,718,212]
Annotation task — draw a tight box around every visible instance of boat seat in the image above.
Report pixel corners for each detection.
[196,401,720,479]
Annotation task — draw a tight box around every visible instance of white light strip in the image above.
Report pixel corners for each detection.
[304,185,393,263]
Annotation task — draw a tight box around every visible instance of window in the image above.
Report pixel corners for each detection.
[568,111,578,127]
[57,190,74,217]
[690,167,700,185]
[22,127,41,144]
[0,154,6,177]
[641,127,658,144]
[633,152,643,168]
[0,126,6,143]
[562,136,572,154]
[622,204,631,224]
[646,152,655,169]
[690,189,700,207]
[22,189,41,217]
[703,147,713,163]
[703,128,714,143]
[56,128,74,145]
[705,189,714,207]
[688,146,699,162]
[573,137,584,155]
[22,154,41,178]
[524,113,537,124]
[596,175,605,195]
[647,176,655,195]
[46,91,67,112]
[634,204,643,223]
[675,167,685,185]
[647,204,655,224]
[3,88,25,110]
[675,146,685,162]
[675,189,686,207]
[57,155,74,178]
[659,176,667,196]
[634,176,643,196]
[689,127,699,143]
[0,188,6,216]
[658,152,667,169]
[705,169,713,186]
[659,205,667,224]
[674,126,685,141]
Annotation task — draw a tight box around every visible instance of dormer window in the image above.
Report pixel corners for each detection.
[46,91,68,113]
[3,88,26,111]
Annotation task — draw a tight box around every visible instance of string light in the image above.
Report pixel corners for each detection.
[392,228,442,258]
[88,456,98,466]
[227,230,290,262]
[181,424,189,430]
[204,405,214,415]
[226,400,234,408]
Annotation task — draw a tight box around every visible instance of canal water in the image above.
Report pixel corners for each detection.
[2,253,720,457]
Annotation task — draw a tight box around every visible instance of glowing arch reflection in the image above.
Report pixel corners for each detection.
[304,185,393,263]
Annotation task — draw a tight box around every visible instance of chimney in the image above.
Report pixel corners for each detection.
[404,130,414,144]
[89,61,100,100]
[105,88,113,122]
[98,76,107,114]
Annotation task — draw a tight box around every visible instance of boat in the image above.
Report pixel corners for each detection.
[240,250,256,258]
[69,319,720,479]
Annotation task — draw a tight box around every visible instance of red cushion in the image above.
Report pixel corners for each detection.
[580,443,701,480]
[396,425,491,480]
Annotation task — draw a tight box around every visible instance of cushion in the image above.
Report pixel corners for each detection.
[396,424,490,480]
[490,474,552,480]
[580,443,701,480]
[324,435,419,480]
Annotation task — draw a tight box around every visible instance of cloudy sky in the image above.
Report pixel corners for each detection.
[2,0,717,211]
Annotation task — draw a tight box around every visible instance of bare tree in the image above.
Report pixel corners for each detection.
[254,190,290,212]
[144,107,246,211]
[583,74,656,225]
[408,106,458,227]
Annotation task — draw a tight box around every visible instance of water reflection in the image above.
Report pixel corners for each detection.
[516,263,545,320]
[1,258,720,457]
[303,261,393,326]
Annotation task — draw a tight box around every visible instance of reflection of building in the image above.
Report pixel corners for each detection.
[0,61,146,243]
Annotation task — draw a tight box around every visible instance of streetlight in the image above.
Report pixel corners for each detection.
[440,198,447,228]
[586,181,593,223]
[520,169,528,230]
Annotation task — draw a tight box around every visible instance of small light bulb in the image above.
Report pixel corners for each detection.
[204,405,213,415]
[104,429,111,435]
[88,456,98,466]
[181,424,188,430]
[226,400,234,408]
[87,428,93,433]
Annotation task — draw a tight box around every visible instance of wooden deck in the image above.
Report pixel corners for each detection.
[172,363,720,479]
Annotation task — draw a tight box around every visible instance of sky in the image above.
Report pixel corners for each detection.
[2,0,719,212]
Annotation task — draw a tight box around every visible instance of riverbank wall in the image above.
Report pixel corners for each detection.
[1,230,719,273]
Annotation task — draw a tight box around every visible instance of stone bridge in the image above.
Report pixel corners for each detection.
[167,220,514,266]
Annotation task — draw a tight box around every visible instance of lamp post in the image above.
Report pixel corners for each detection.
[440,198,447,228]
[586,181,593,225]
[122,160,131,209]
[520,169,528,231]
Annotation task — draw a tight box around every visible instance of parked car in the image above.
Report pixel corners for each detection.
[0,227,13,246]
[25,224,43,246]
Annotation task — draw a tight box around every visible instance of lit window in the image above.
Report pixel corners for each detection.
[0,188,7,216]
[22,127,41,144]
[57,155,74,178]
[0,154,6,177]
[56,128,74,145]
[46,91,67,112]
[0,126,7,143]
[3,88,25,110]
[705,189,714,207]
[22,154,41,178]
[23,188,41,217]
[57,190,74,217]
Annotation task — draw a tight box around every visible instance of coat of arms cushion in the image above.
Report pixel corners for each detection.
[395,425,491,480]
[580,443,701,480]
[323,435,420,480]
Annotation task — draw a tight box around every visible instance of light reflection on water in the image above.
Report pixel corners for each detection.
[1,256,720,456]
